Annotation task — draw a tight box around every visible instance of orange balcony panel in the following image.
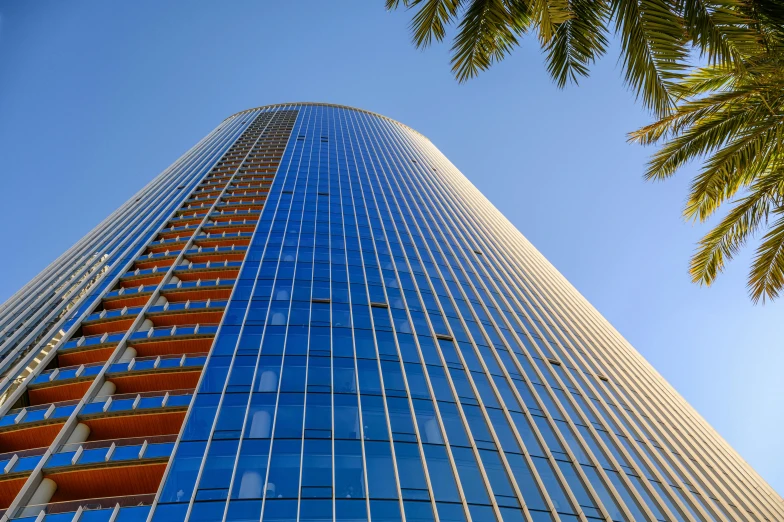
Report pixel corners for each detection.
[187,252,246,264]
[196,237,250,248]
[28,381,93,407]
[120,275,163,288]
[163,287,232,302]
[219,203,264,211]
[130,337,214,358]
[212,217,258,225]
[83,411,186,441]
[206,225,255,234]
[158,230,196,241]
[58,347,117,368]
[186,198,219,206]
[0,422,64,453]
[176,269,239,282]
[47,462,167,502]
[109,371,201,395]
[146,242,186,254]
[224,194,268,201]
[149,310,223,328]
[81,317,136,337]
[134,258,176,270]
[102,294,151,310]
[169,216,203,227]
[0,477,27,509]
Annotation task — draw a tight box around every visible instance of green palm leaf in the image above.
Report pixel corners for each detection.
[750,208,784,303]
[385,0,784,300]
[545,0,610,86]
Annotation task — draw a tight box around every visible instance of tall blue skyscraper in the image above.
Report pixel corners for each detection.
[0,103,779,522]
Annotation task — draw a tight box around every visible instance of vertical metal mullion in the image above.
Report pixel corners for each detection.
[412,139,760,521]
[337,107,447,522]
[351,110,509,522]
[220,109,303,522]
[176,111,290,522]
[396,127,742,521]
[380,123,681,522]
[359,113,598,522]
[252,106,317,522]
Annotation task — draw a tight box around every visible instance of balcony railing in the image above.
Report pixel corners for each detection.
[17,493,155,517]
[0,400,79,429]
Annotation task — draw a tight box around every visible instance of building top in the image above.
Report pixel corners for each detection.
[224,102,429,140]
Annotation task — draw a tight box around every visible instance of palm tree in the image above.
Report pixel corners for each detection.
[630,3,784,302]
[385,0,784,301]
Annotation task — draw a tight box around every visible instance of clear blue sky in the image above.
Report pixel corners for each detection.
[1,1,781,496]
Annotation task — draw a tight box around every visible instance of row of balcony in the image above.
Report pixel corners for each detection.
[0,119,289,520]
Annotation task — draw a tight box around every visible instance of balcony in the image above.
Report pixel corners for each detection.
[118,268,165,288]
[0,452,43,512]
[157,224,200,241]
[77,391,191,441]
[176,202,212,213]
[16,494,154,519]
[194,231,252,248]
[185,245,247,264]
[146,300,226,328]
[129,338,214,360]
[167,212,208,227]
[215,200,265,211]
[223,189,268,199]
[9,434,173,517]
[133,251,178,270]
[201,220,256,234]
[0,402,77,453]
[172,261,242,282]
[161,278,235,302]
[135,246,246,272]
[101,285,153,310]
[79,307,141,337]
[104,354,206,396]
[27,365,102,405]
[210,208,260,221]
[144,236,190,254]
[58,333,123,367]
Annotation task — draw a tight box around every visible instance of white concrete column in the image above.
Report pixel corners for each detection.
[92,380,116,401]
[118,347,137,363]
[138,319,154,333]
[28,478,57,506]
[64,423,91,445]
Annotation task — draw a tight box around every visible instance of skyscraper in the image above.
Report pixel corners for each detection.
[0,103,778,522]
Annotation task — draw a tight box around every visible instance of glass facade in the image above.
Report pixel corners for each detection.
[0,103,779,522]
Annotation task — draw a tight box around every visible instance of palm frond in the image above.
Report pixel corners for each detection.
[450,0,530,81]
[545,0,610,87]
[749,208,784,303]
[689,172,782,286]
[637,89,760,180]
[406,0,464,48]
[529,0,573,43]
[611,0,690,116]
[384,0,784,301]
[685,121,780,220]
[680,0,762,69]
